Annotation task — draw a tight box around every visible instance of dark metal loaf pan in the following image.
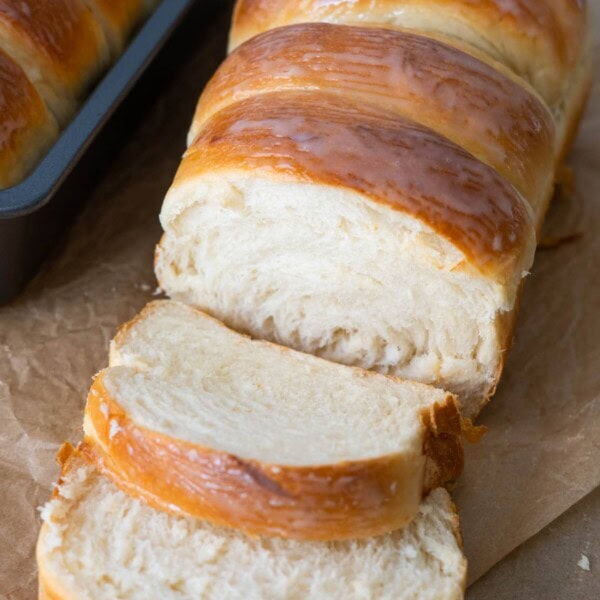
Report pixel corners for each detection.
[0,0,217,304]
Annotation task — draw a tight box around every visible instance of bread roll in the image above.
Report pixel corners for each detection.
[83,300,463,541]
[0,0,110,126]
[84,0,158,55]
[37,447,467,599]
[0,48,58,188]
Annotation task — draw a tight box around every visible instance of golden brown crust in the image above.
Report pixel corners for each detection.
[36,443,82,600]
[469,52,593,418]
[0,0,108,122]
[0,48,58,187]
[196,23,554,212]
[180,92,535,279]
[230,0,586,104]
[90,0,145,31]
[421,398,465,492]
[83,372,463,541]
[443,495,469,593]
[0,0,106,79]
[37,566,64,600]
[85,0,150,51]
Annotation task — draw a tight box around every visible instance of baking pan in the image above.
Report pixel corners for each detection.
[0,0,219,304]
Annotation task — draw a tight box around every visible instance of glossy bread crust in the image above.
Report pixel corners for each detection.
[85,0,154,52]
[194,23,554,213]
[0,48,58,187]
[230,0,587,105]
[89,0,145,31]
[0,0,109,124]
[83,372,463,541]
[180,92,535,280]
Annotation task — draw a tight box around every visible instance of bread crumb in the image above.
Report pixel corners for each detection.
[577,554,590,571]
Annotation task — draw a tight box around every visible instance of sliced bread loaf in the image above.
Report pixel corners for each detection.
[155,91,537,418]
[83,300,463,541]
[37,446,467,599]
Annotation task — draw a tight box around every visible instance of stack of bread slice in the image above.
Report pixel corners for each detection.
[37,0,592,597]
[38,301,467,598]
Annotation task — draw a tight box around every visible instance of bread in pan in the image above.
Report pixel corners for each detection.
[84,0,158,55]
[0,0,110,126]
[82,300,463,541]
[229,0,588,108]
[156,92,536,416]
[37,446,467,599]
[0,48,58,188]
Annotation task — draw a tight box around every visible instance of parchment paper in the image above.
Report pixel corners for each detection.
[0,4,598,598]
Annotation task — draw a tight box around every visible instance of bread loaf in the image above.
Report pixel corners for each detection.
[35,1,593,596]
[155,4,591,416]
[83,300,463,541]
[37,447,467,599]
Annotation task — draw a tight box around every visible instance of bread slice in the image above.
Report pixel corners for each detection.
[37,447,467,599]
[83,300,463,541]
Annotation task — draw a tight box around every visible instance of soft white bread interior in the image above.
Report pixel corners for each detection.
[83,300,463,540]
[156,93,536,416]
[37,449,467,600]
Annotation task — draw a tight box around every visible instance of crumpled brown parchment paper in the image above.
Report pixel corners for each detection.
[0,3,598,598]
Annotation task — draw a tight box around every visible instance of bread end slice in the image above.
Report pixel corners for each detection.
[38,446,467,599]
